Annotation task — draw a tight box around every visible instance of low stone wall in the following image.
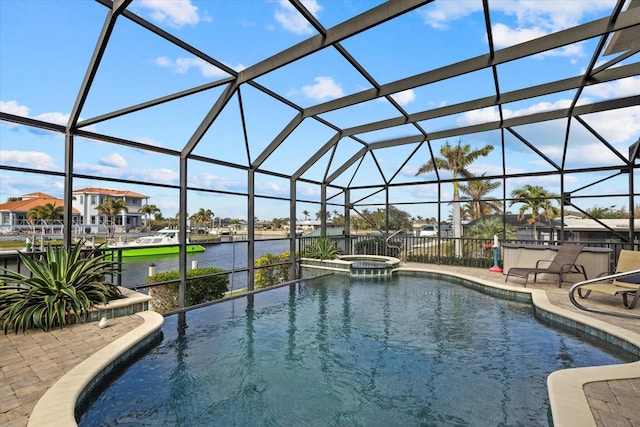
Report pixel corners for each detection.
[78,287,152,324]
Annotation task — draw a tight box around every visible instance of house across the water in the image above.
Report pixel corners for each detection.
[0,188,149,235]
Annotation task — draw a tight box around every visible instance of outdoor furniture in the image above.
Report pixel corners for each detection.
[505,243,587,288]
[573,249,640,309]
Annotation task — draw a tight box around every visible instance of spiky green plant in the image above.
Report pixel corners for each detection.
[303,237,342,260]
[0,242,122,334]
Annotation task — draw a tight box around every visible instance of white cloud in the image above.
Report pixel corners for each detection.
[0,150,57,169]
[579,106,640,144]
[145,168,180,184]
[418,1,482,30]
[100,153,127,168]
[138,0,200,28]
[297,184,320,197]
[274,0,322,35]
[391,89,416,106]
[33,111,70,126]
[0,100,98,133]
[301,76,344,100]
[458,98,576,127]
[192,173,245,191]
[491,22,547,47]
[458,106,500,126]
[75,161,180,185]
[583,77,640,99]
[0,100,29,116]
[420,0,613,57]
[155,56,230,78]
[256,181,285,195]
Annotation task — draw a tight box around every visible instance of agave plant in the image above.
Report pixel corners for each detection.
[0,242,122,334]
[303,237,342,260]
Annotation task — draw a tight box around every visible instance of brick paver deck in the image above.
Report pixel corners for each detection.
[0,316,143,427]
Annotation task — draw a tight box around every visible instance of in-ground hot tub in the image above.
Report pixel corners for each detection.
[342,255,398,278]
[300,255,400,279]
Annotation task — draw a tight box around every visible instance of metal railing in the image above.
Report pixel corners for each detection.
[569,270,640,319]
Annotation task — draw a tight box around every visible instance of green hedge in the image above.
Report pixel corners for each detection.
[146,267,229,313]
[406,254,497,268]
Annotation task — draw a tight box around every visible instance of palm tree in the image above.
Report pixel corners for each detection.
[138,204,161,232]
[27,202,64,234]
[509,184,559,241]
[192,208,214,232]
[27,202,64,222]
[302,210,310,221]
[460,174,502,221]
[466,217,516,239]
[96,198,128,237]
[416,139,493,255]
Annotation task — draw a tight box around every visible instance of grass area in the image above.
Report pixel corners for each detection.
[0,239,39,250]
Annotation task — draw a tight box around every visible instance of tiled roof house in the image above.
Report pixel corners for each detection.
[0,188,149,234]
[0,192,80,234]
[72,187,149,232]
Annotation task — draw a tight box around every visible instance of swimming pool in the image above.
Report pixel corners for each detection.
[79,274,633,426]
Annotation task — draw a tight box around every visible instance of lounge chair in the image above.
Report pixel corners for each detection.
[505,243,587,288]
[574,249,640,309]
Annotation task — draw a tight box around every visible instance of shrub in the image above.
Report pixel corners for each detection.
[0,242,122,334]
[146,267,228,313]
[255,251,293,289]
[405,253,497,268]
[303,237,342,260]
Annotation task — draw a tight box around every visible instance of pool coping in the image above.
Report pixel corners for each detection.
[397,266,640,427]
[26,310,164,427]
[27,267,639,426]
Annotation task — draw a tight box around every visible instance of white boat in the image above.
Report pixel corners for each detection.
[108,229,206,257]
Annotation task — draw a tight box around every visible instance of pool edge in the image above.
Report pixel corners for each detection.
[29,269,638,427]
[26,310,164,427]
[397,266,640,427]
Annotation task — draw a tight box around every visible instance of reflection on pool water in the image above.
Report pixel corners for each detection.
[79,274,634,426]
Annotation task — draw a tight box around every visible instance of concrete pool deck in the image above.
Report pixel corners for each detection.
[1,263,638,427]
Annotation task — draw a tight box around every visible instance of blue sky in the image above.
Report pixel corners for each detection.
[1,0,639,221]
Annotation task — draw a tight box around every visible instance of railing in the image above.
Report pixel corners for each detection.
[569,271,640,319]
[297,235,640,270]
[3,235,639,314]
[385,230,405,258]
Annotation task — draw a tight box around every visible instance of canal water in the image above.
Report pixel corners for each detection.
[118,239,293,290]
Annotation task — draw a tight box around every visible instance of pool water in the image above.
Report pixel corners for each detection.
[79,275,633,426]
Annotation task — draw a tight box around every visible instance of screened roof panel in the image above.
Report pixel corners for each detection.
[0,0,638,221]
[128,0,314,67]
[259,117,337,176]
[187,159,248,194]
[578,106,640,157]
[353,124,422,144]
[317,97,404,130]
[340,0,488,85]
[191,90,250,166]
[240,85,302,164]
[502,126,562,175]
[253,47,376,108]
[87,87,228,152]
[401,68,498,115]
[371,142,424,184]
[83,14,236,118]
